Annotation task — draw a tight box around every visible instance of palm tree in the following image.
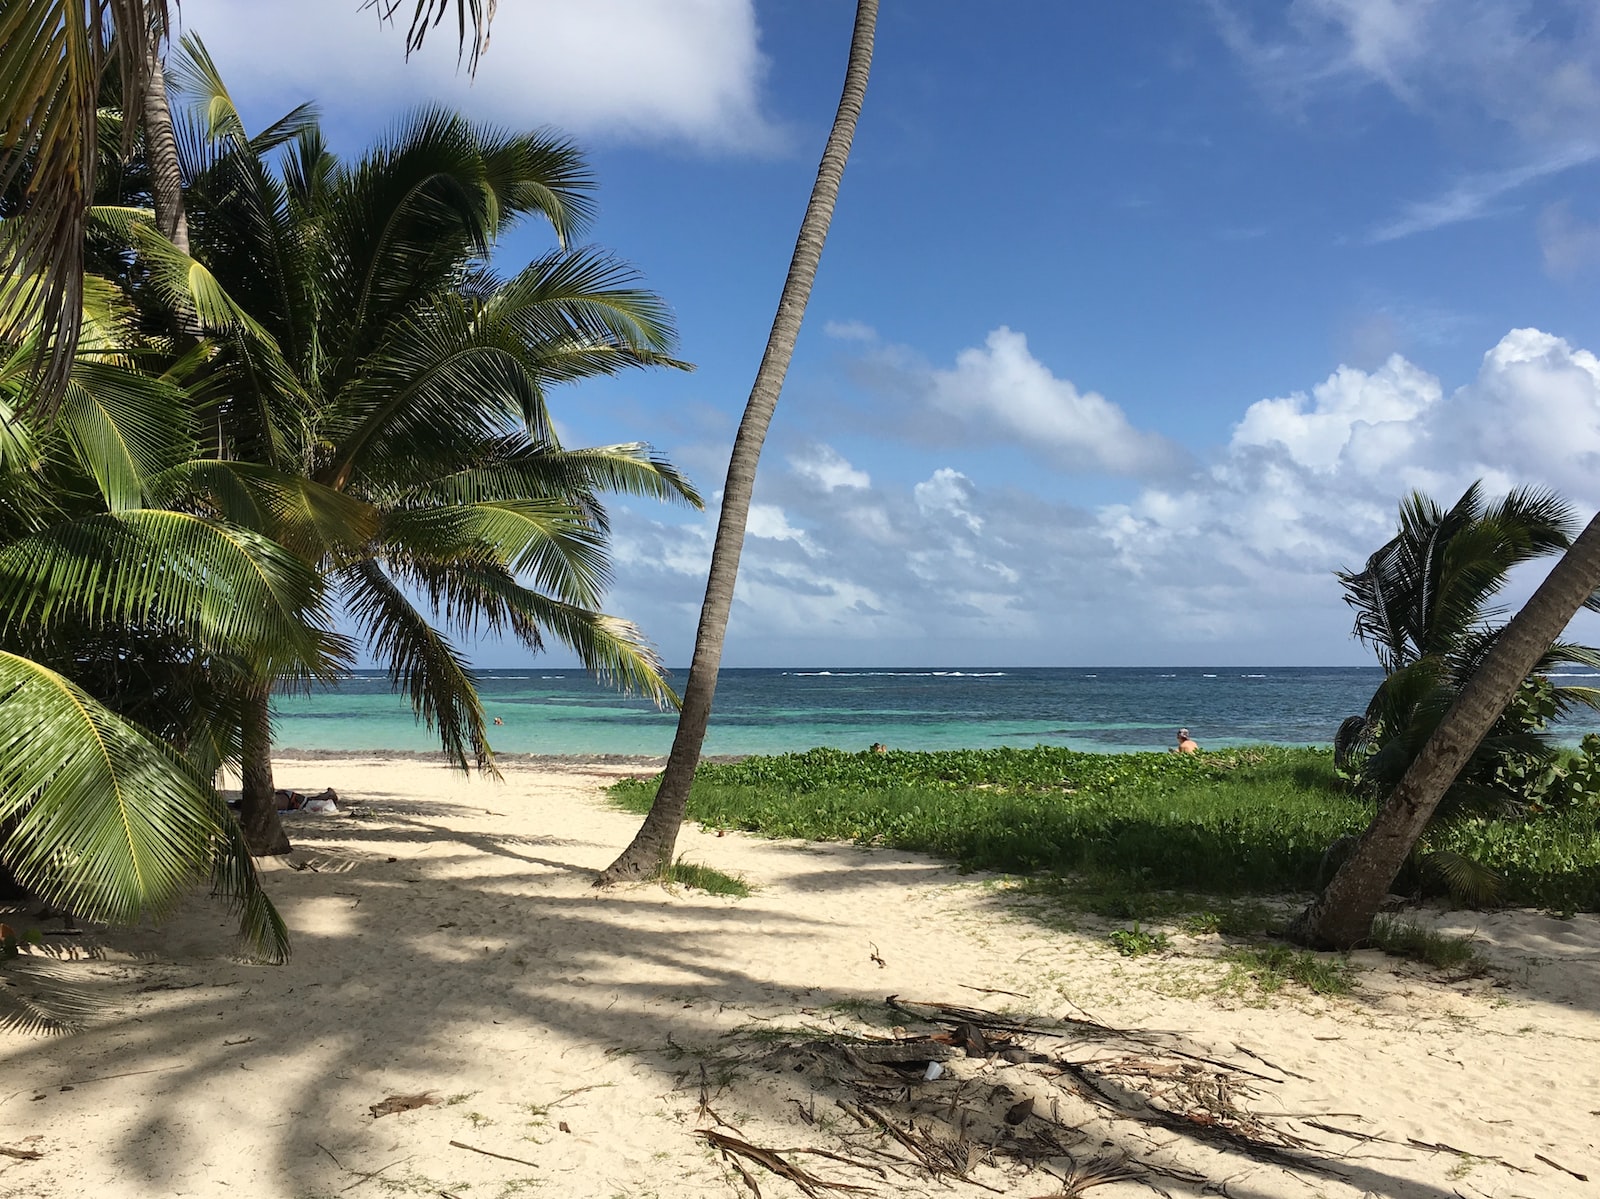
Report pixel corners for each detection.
[597,0,879,884]
[0,0,495,406]
[0,1,172,405]
[1337,483,1600,823]
[1293,510,1600,948]
[0,270,323,1018]
[157,45,699,852]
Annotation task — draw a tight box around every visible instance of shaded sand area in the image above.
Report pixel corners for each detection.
[3,758,1598,1198]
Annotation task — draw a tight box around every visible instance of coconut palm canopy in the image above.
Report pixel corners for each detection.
[0,1,493,409]
[160,37,698,797]
[1340,482,1600,823]
[1,27,699,1003]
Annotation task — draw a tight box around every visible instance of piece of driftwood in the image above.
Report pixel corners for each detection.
[0,1145,42,1161]
[448,1140,540,1169]
[1535,1152,1588,1181]
[369,1092,438,1118]
[832,1039,959,1064]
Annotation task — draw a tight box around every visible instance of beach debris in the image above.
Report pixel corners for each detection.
[700,1129,874,1197]
[704,991,1551,1198]
[1535,1153,1588,1181]
[1032,1154,1141,1197]
[869,943,886,968]
[0,1137,43,1161]
[369,1092,438,1118]
[449,1140,540,1169]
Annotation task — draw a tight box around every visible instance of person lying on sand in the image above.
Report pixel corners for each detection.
[1174,728,1199,754]
[274,787,340,813]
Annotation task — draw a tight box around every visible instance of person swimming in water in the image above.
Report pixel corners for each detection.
[1175,728,1199,754]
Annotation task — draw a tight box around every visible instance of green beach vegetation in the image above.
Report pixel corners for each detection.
[608,744,1600,914]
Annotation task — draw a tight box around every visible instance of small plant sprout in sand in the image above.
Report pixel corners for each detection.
[1107,924,1170,957]
[1366,916,1482,971]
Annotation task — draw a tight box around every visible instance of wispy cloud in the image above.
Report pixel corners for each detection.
[1538,199,1600,278]
[1366,144,1600,242]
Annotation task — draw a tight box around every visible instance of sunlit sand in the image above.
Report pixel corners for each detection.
[2,758,1595,1198]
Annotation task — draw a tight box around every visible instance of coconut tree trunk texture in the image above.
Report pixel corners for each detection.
[238,683,291,856]
[595,0,878,886]
[1290,511,1600,949]
[141,34,189,254]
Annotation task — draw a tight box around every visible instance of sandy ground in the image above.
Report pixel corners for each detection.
[1,758,1597,1199]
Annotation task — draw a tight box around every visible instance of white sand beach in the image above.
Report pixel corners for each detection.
[2,757,1597,1198]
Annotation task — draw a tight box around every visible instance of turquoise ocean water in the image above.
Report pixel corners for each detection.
[268,666,1600,757]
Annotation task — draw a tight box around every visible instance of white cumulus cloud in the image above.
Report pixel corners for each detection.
[583,329,1600,667]
[925,328,1185,476]
[172,0,777,151]
[789,445,870,491]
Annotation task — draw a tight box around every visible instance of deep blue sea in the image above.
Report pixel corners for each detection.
[265,665,1600,757]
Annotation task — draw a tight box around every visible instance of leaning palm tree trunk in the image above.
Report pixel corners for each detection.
[1290,511,1600,948]
[596,0,878,885]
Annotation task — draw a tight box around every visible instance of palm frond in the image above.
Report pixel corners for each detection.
[57,358,195,510]
[0,0,168,409]
[0,650,286,951]
[383,498,611,607]
[1415,848,1504,908]
[337,559,493,771]
[0,510,340,676]
[419,441,703,527]
[365,0,497,76]
[153,459,381,560]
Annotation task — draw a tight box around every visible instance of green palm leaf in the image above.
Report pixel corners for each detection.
[0,510,341,675]
[0,0,168,407]
[424,443,703,515]
[338,560,492,770]
[0,650,287,959]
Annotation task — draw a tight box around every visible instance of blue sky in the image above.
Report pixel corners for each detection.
[179,0,1600,667]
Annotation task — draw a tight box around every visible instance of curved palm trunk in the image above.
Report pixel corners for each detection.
[238,683,291,856]
[1290,512,1600,948]
[596,0,878,885]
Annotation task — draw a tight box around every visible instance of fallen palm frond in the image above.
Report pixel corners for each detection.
[0,952,95,1033]
[1033,1154,1141,1198]
[701,1129,875,1198]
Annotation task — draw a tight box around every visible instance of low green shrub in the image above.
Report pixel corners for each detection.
[1108,924,1169,957]
[609,746,1600,911]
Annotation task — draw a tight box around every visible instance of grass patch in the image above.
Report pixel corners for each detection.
[1108,924,1170,957]
[609,746,1600,910]
[655,858,752,898]
[1367,917,1481,970]
[612,746,1364,894]
[1224,945,1354,996]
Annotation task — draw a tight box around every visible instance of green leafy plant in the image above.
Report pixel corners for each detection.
[610,745,1600,911]
[1108,924,1169,957]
